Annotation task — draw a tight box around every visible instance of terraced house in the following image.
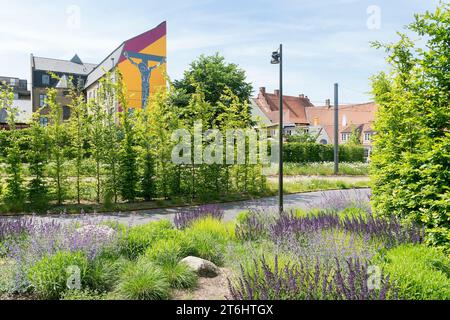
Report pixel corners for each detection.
[251,87,377,160]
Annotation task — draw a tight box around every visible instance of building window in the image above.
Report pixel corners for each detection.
[39,94,47,107]
[0,109,8,123]
[78,78,85,88]
[63,106,71,120]
[9,78,17,86]
[342,133,350,142]
[42,74,50,85]
[39,117,48,127]
[364,133,372,142]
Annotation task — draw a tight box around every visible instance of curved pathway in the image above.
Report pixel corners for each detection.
[0,189,371,226]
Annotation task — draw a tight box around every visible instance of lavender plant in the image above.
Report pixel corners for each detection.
[174,204,224,229]
[0,216,120,293]
[228,255,396,300]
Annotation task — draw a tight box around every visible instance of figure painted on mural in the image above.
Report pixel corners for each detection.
[123,51,166,109]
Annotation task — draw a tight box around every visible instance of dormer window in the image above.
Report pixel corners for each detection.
[342,133,351,142]
[364,133,373,142]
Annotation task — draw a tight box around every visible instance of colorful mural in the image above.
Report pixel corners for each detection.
[118,21,167,109]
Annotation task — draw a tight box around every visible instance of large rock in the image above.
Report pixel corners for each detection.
[181,256,220,278]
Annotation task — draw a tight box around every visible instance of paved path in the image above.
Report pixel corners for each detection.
[0,189,371,226]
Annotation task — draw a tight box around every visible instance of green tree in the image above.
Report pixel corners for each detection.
[0,82,25,212]
[67,78,88,204]
[135,107,156,201]
[87,97,105,204]
[27,110,49,211]
[173,53,253,122]
[100,71,121,204]
[370,2,450,251]
[116,72,138,202]
[46,88,67,205]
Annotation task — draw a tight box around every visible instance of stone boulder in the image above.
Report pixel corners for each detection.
[181,256,220,278]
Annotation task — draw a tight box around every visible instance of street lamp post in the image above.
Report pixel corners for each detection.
[271,44,283,214]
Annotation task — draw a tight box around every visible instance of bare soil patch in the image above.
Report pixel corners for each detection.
[172,268,233,300]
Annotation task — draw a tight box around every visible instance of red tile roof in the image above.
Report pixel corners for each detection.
[305,102,377,143]
[254,88,312,125]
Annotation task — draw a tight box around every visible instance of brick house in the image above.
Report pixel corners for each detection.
[251,87,377,161]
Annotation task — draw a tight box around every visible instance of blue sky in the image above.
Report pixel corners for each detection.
[0,0,441,104]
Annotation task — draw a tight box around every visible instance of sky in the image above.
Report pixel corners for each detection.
[0,0,442,104]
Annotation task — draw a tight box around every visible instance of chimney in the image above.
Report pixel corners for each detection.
[299,94,305,99]
[259,87,266,95]
[274,89,280,96]
[325,99,331,107]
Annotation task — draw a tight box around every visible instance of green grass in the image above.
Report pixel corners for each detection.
[117,259,171,300]
[265,162,369,176]
[267,179,369,194]
[376,244,450,300]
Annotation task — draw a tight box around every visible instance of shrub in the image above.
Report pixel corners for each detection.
[370,3,450,251]
[119,220,176,259]
[182,231,225,266]
[187,217,235,243]
[144,238,198,289]
[85,256,124,293]
[283,143,364,163]
[235,211,268,242]
[0,258,17,294]
[180,217,235,266]
[162,262,197,289]
[228,255,394,300]
[174,205,225,229]
[60,289,106,300]
[378,244,450,300]
[27,251,89,300]
[117,259,170,300]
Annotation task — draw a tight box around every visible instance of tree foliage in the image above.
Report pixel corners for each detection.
[370,2,450,251]
[173,53,253,122]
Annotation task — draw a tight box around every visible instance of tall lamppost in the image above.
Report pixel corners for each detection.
[271,44,283,214]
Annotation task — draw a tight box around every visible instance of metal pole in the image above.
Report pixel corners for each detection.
[279,44,284,214]
[334,83,339,175]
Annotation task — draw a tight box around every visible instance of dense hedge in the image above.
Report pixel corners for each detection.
[283,142,365,163]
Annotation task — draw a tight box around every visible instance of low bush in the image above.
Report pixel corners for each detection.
[85,256,125,293]
[0,258,17,294]
[229,255,394,300]
[27,251,89,300]
[180,218,235,266]
[162,262,197,289]
[377,244,450,300]
[283,143,365,163]
[145,238,185,266]
[117,259,170,300]
[174,205,224,229]
[60,289,106,300]
[119,220,176,260]
[144,238,198,289]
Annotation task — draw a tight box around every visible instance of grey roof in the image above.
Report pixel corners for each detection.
[70,54,83,65]
[84,43,124,89]
[32,56,97,75]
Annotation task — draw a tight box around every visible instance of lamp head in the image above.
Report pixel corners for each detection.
[271,51,280,64]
